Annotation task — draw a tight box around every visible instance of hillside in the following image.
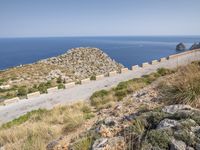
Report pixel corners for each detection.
[0,47,123,100]
[1,62,200,149]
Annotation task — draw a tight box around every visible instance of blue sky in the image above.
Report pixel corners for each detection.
[0,0,200,37]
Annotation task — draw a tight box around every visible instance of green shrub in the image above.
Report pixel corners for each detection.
[115,89,127,100]
[58,83,65,89]
[1,109,47,129]
[57,76,62,84]
[146,111,168,129]
[147,130,170,149]
[17,86,28,96]
[90,90,109,105]
[0,78,7,86]
[38,83,47,93]
[174,129,195,146]
[28,87,38,93]
[90,75,96,80]
[81,104,92,113]
[157,68,173,76]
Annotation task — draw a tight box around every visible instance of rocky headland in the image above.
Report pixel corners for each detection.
[176,43,186,51]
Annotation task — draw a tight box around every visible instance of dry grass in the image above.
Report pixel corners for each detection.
[159,63,200,108]
[0,102,94,149]
[90,70,170,109]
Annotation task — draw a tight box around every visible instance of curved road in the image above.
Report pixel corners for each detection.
[0,51,199,125]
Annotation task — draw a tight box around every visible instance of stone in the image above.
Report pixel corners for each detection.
[196,144,200,150]
[176,43,186,51]
[96,74,104,80]
[186,146,194,150]
[109,71,117,77]
[132,65,140,70]
[92,138,108,150]
[157,119,180,129]
[162,105,193,114]
[46,140,61,150]
[170,139,186,150]
[160,57,167,62]
[121,68,129,73]
[47,87,58,93]
[92,137,125,150]
[104,117,116,126]
[4,97,20,105]
[27,91,40,99]
[106,136,125,150]
[142,62,150,67]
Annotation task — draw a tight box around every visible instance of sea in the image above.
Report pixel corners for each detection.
[0,36,199,70]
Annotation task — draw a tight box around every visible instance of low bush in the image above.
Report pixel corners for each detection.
[58,83,65,89]
[17,86,28,96]
[90,75,96,80]
[157,68,174,76]
[147,130,170,149]
[1,109,48,129]
[90,70,170,109]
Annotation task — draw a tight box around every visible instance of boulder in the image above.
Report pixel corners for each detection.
[92,138,108,150]
[157,119,180,129]
[186,146,195,150]
[176,43,186,51]
[104,117,116,126]
[92,137,125,150]
[162,105,193,114]
[170,139,186,150]
[190,42,200,50]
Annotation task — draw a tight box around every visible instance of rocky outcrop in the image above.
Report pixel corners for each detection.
[176,43,186,51]
[0,47,124,89]
[190,42,200,50]
[66,104,200,150]
[40,47,124,80]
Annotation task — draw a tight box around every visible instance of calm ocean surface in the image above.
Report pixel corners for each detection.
[0,36,199,70]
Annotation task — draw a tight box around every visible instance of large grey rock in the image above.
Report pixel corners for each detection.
[186,146,194,150]
[162,105,193,114]
[104,117,116,126]
[157,119,180,129]
[196,144,200,150]
[176,43,186,51]
[170,139,186,150]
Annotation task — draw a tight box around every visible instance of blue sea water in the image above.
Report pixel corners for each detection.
[0,36,199,70]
